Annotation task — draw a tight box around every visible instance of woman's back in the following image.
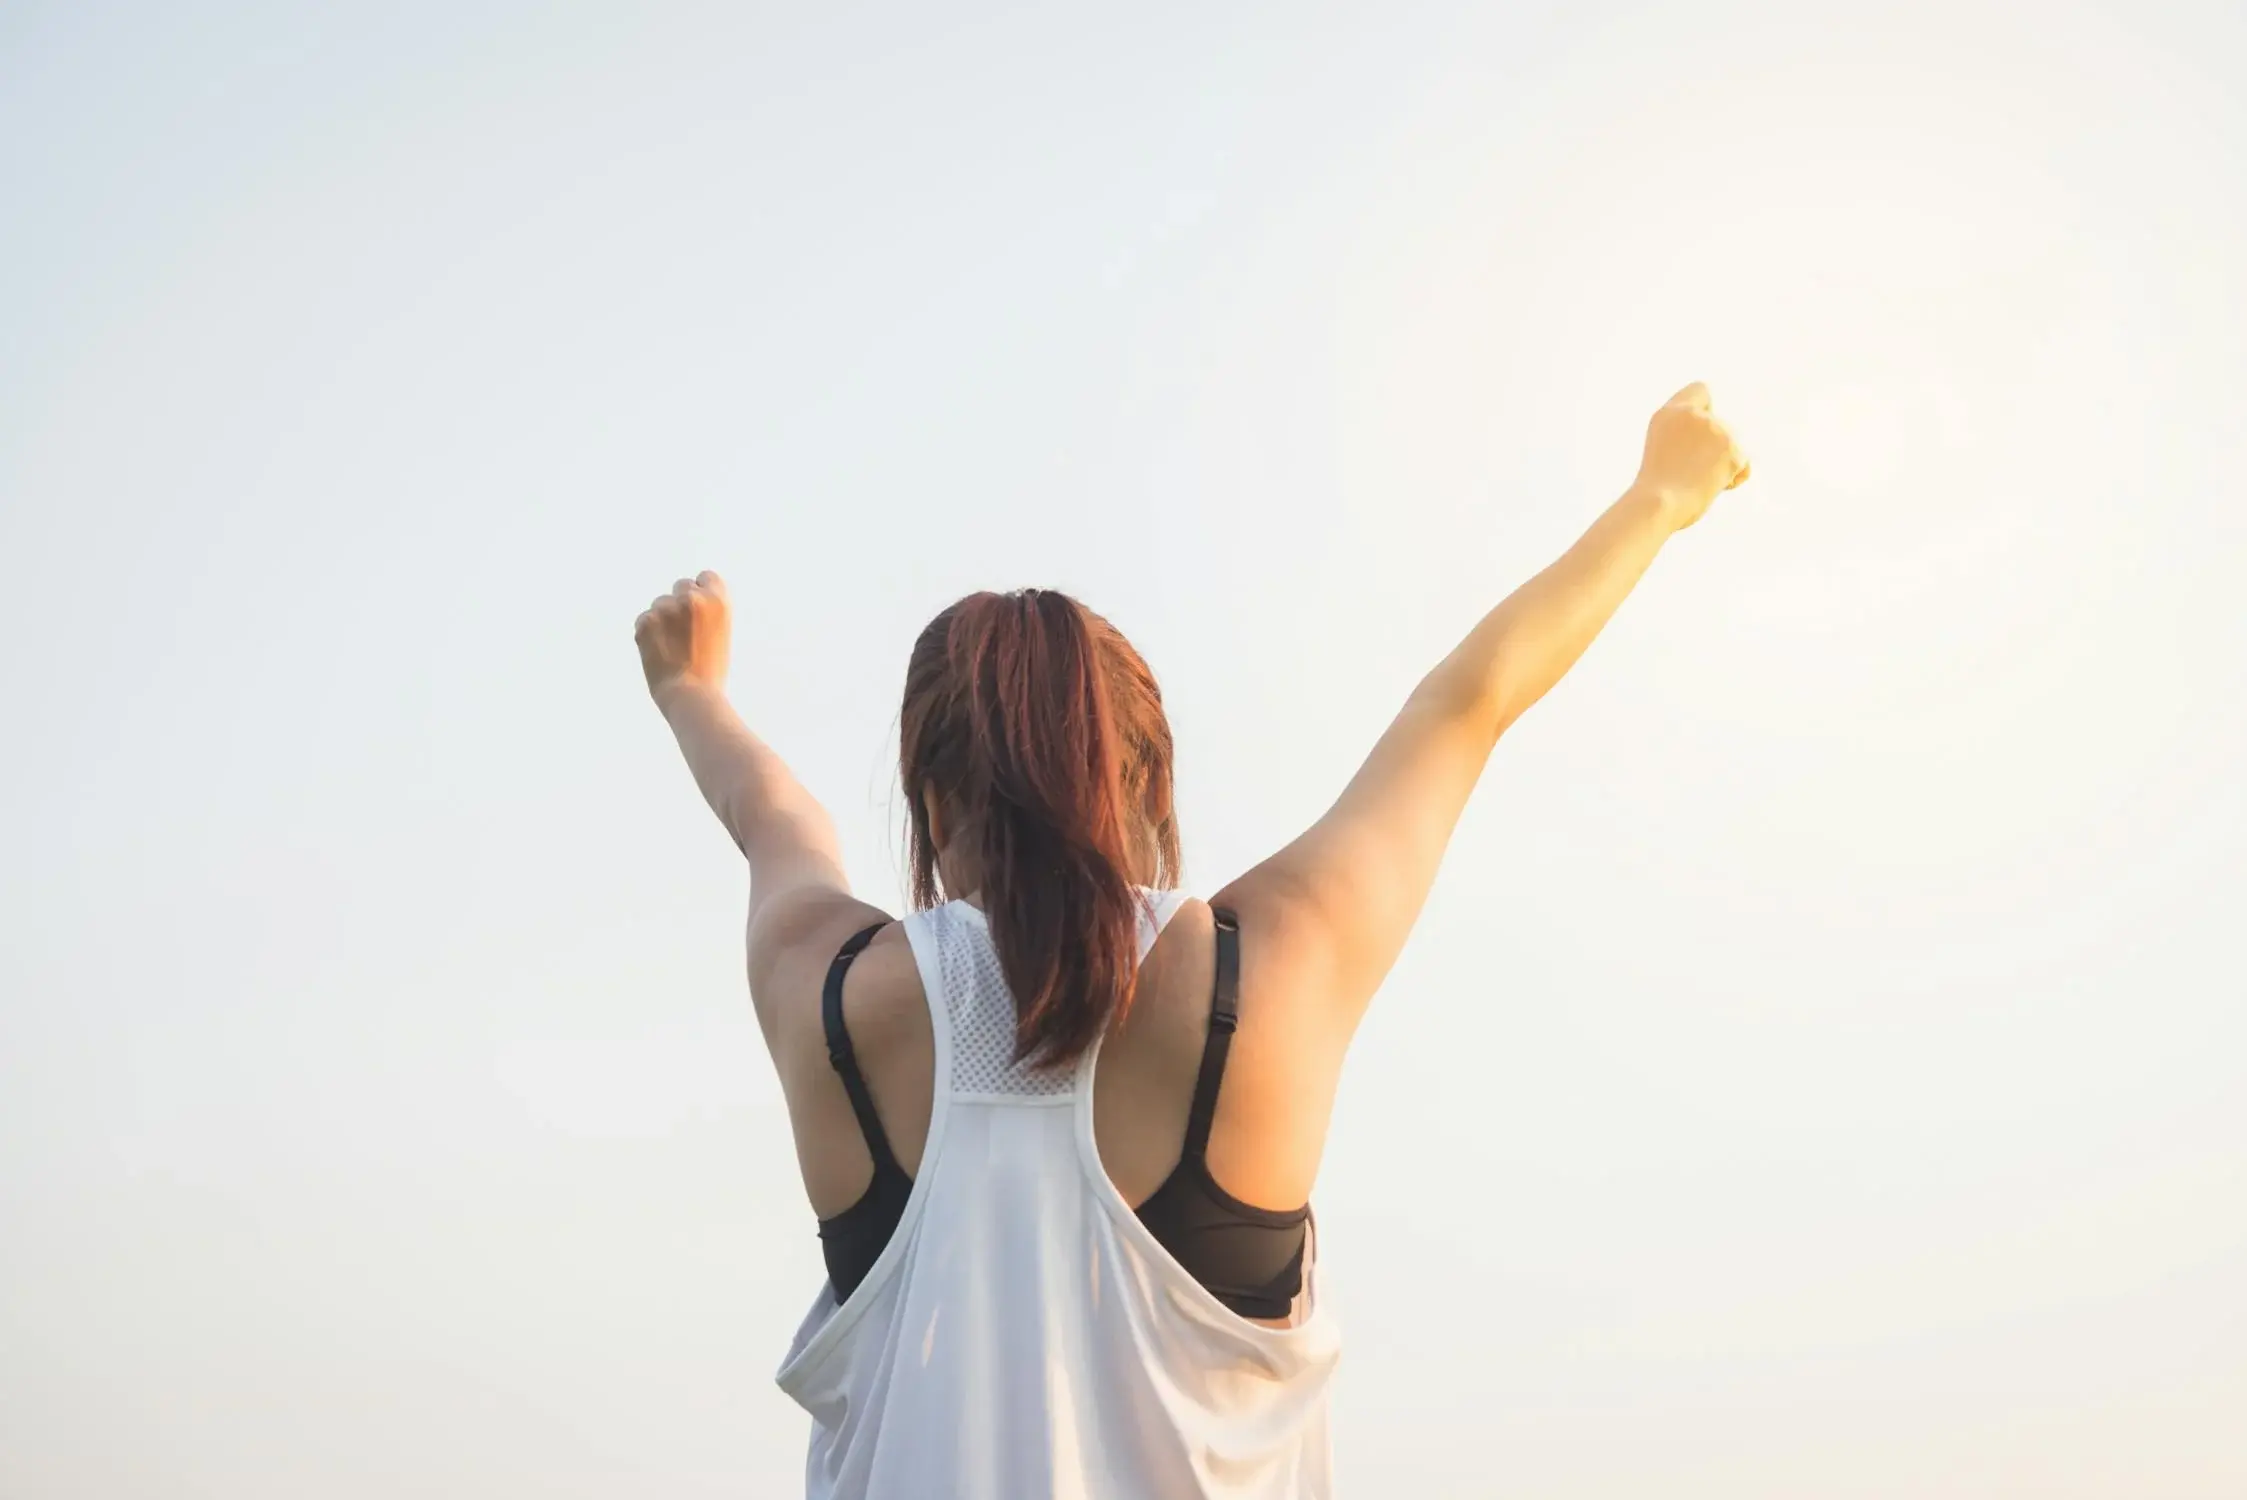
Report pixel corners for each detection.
[785,894,1347,1279]
[776,893,1340,1499]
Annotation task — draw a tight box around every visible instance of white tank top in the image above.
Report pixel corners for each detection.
[775,891,1342,1499]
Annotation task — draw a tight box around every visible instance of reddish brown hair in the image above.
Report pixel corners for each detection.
[901,589,1181,1070]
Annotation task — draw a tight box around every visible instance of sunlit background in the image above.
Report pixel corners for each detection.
[4,2,2243,1495]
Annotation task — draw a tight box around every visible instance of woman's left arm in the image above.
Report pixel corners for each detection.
[637,574,885,1022]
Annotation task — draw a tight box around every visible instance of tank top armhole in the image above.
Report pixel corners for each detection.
[1072,897,1326,1333]
[783,907,956,1376]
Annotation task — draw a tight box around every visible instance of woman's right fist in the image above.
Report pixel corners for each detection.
[635,571,732,705]
[1633,382,1752,530]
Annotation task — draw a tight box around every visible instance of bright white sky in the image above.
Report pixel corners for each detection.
[4,2,2244,1495]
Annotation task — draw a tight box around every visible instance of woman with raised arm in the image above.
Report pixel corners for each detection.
[635,383,1752,1500]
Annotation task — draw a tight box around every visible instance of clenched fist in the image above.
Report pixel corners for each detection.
[636,571,731,703]
[1634,382,1751,530]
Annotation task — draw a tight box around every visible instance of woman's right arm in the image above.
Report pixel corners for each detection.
[1215,383,1752,1024]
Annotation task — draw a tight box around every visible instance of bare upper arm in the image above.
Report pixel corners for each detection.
[1214,678,1495,1031]
[732,786,888,1055]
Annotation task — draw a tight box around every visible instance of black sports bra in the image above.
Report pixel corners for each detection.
[815,905,1311,1321]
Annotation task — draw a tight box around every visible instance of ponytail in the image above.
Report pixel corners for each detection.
[900,589,1180,1069]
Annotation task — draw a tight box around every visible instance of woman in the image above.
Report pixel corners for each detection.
[635,383,1751,1498]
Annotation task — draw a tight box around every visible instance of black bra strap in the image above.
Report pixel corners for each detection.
[823,921,900,1177]
[1179,906,1242,1161]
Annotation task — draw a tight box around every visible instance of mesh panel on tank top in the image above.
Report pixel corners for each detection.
[935,907,1076,1097]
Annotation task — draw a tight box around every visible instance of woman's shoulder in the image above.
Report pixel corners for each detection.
[759,900,927,1089]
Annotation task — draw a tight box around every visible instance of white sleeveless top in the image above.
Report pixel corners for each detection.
[775,891,1342,1499]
